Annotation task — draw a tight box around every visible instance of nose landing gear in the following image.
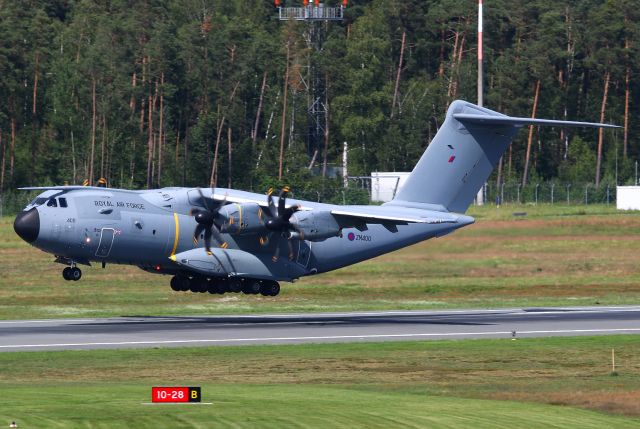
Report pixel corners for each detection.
[62,266,82,281]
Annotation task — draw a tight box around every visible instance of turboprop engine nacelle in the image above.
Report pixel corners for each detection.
[217,203,266,235]
[288,210,341,242]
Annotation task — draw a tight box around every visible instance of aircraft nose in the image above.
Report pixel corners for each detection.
[14,207,40,243]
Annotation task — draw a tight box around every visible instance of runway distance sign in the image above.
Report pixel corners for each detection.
[152,386,201,403]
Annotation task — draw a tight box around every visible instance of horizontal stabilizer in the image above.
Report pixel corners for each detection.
[453,113,620,129]
[330,209,459,225]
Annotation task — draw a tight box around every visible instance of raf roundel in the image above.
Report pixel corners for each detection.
[347,232,356,241]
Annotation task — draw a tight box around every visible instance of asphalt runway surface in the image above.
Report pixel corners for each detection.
[1,306,639,352]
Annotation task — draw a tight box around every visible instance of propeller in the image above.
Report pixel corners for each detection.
[190,188,228,253]
[261,186,301,262]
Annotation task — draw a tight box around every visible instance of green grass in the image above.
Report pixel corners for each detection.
[2,336,640,427]
[2,204,640,319]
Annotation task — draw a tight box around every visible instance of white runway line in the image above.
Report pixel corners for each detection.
[2,327,640,349]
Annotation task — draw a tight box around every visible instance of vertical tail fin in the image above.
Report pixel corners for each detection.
[388,100,618,213]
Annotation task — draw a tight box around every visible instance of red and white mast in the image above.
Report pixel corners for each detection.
[477,0,484,107]
[476,0,485,205]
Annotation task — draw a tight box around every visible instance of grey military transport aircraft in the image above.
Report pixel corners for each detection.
[14,100,616,297]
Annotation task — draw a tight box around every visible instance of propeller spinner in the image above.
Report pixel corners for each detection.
[190,188,228,253]
[261,186,301,262]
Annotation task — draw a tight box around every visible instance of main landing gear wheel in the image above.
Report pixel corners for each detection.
[260,281,280,297]
[242,280,261,295]
[170,275,190,292]
[63,267,82,281]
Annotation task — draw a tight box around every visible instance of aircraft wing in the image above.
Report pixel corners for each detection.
[18,186,141,193]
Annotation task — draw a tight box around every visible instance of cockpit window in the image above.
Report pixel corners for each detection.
[29,197,48,207]
[58,197,68,208]
[47,198,58,207]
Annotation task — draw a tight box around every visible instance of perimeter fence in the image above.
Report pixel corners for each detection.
[0,181,623,217]
[345,178,620,206]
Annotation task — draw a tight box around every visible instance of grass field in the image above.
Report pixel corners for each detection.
[1,204,640,319]
[1,336,640,427]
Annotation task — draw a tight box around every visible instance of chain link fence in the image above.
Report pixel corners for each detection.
[0,182,620,218]
[346,177,618,206]
[484,182,616,205]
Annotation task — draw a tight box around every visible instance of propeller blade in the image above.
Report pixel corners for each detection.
[267,188,277,218]
[193,223,205,244]
[203,227,212,253]
[287,239,294,260]
[197,188,212,211]
[282,204,300,221]
[210,223,228,249]
[272,243,280,263]
[277,187,289,216]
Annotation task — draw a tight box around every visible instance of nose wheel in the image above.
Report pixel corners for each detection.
[62,266,82,281]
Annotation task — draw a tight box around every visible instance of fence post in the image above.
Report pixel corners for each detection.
[566,184,571,204]
[535,183,540,205]
[501,182,505,205]
[517,184,521,204]
[551,183,555,205]
[606,185,610,205]
[584,184,589,205]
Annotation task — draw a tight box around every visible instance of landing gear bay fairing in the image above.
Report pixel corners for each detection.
[14,101,616,297]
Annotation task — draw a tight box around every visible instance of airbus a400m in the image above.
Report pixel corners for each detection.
[14,101,615,297]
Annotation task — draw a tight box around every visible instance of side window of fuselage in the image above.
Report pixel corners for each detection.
[59,198,68,208]
[47,198,58,207]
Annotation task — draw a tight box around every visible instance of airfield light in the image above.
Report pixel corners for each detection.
[85,237,91,243]
[274,0,280,6]
[155,265,161,271]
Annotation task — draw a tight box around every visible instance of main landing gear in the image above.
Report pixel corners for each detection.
[62,266,82,281]
[169,275,280,297]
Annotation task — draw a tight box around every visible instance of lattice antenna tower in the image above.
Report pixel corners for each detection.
[275,1,347,165]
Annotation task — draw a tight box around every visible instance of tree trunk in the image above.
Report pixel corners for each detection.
[227,127,232,188]
[158,72,164,186]
[140,57,146,132]
[595,69,610,187]
[322,73,330,178]
[10,117,16,183]
[624,66,629,158]
[100,113,106,179]
[210,105,224,188]
[32,52,39,115]
[391,30,406,120]
[438,28,445,77]
[130,70,136,112]
[0,130,5,191]
[146,90,154,189]
[447,30,460,99]
[522,79,540,187]
[89,77,97,185]
[252,71,267,148]
[70,130,77,183]
[279,42,290,181]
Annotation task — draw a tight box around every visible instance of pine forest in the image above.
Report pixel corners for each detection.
[0,0,638,209]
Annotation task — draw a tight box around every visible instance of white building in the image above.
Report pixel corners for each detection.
[370,172,410,202]
[616,186,640,210]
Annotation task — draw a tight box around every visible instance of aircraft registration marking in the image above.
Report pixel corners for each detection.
[348,232,371,242]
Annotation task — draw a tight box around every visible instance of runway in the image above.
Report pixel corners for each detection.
[1,306,640,352]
